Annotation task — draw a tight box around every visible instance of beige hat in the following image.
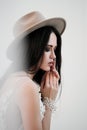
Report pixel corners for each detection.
[13,11,66,38]
[7,11,66,60]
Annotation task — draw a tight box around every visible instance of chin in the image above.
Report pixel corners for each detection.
[40,67,50,72]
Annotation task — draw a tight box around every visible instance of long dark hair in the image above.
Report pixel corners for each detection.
[0,26,62,87]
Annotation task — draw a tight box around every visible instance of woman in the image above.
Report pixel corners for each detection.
[0,11,66,130]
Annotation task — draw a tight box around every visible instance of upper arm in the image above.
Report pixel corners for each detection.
[16,81,42,130]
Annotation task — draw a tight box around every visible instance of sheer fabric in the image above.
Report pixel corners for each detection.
[0,73,45,130]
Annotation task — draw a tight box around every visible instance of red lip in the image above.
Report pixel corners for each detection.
[48,62,54,66]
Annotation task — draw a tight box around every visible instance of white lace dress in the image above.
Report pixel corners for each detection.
[0,73,45,130]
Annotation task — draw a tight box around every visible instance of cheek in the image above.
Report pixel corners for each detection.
[40,53,51,71]
[40,53,49,67]
[42,53,49,63]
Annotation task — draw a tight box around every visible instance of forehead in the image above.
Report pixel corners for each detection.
[48,32,57,46]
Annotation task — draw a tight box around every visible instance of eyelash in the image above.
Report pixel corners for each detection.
[45,47,57,52]
[45,47,51,52]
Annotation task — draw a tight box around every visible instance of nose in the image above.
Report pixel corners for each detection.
[50,50,56,60]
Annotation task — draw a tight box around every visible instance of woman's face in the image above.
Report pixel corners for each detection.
[40,32,57,71]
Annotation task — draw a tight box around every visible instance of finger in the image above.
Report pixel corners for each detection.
[49,71,53,87]
[45,71,50,87]
[57,73,60,81]
[53,73,57,87]
[56,75,60,88]
[52,60,60,78]
[53,59,56,69]
[56,79,58,88]
[52,69,60,79]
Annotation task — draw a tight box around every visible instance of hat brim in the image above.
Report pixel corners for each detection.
[7,17,66,60]
[15,17,66,38]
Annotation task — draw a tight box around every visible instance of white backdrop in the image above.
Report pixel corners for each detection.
[0,0,87,130]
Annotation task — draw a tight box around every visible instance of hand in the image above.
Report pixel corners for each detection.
[40,69,60,100]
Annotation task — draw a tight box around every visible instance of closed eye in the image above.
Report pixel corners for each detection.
[45,45,57,52]
[44,46,51,52]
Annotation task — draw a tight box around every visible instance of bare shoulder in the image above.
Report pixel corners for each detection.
[13,73,42,130]
[9,71,40,92]
[17,77,39,98]
[15,75,40,107]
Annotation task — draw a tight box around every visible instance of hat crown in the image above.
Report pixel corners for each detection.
[13,11,45,37]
